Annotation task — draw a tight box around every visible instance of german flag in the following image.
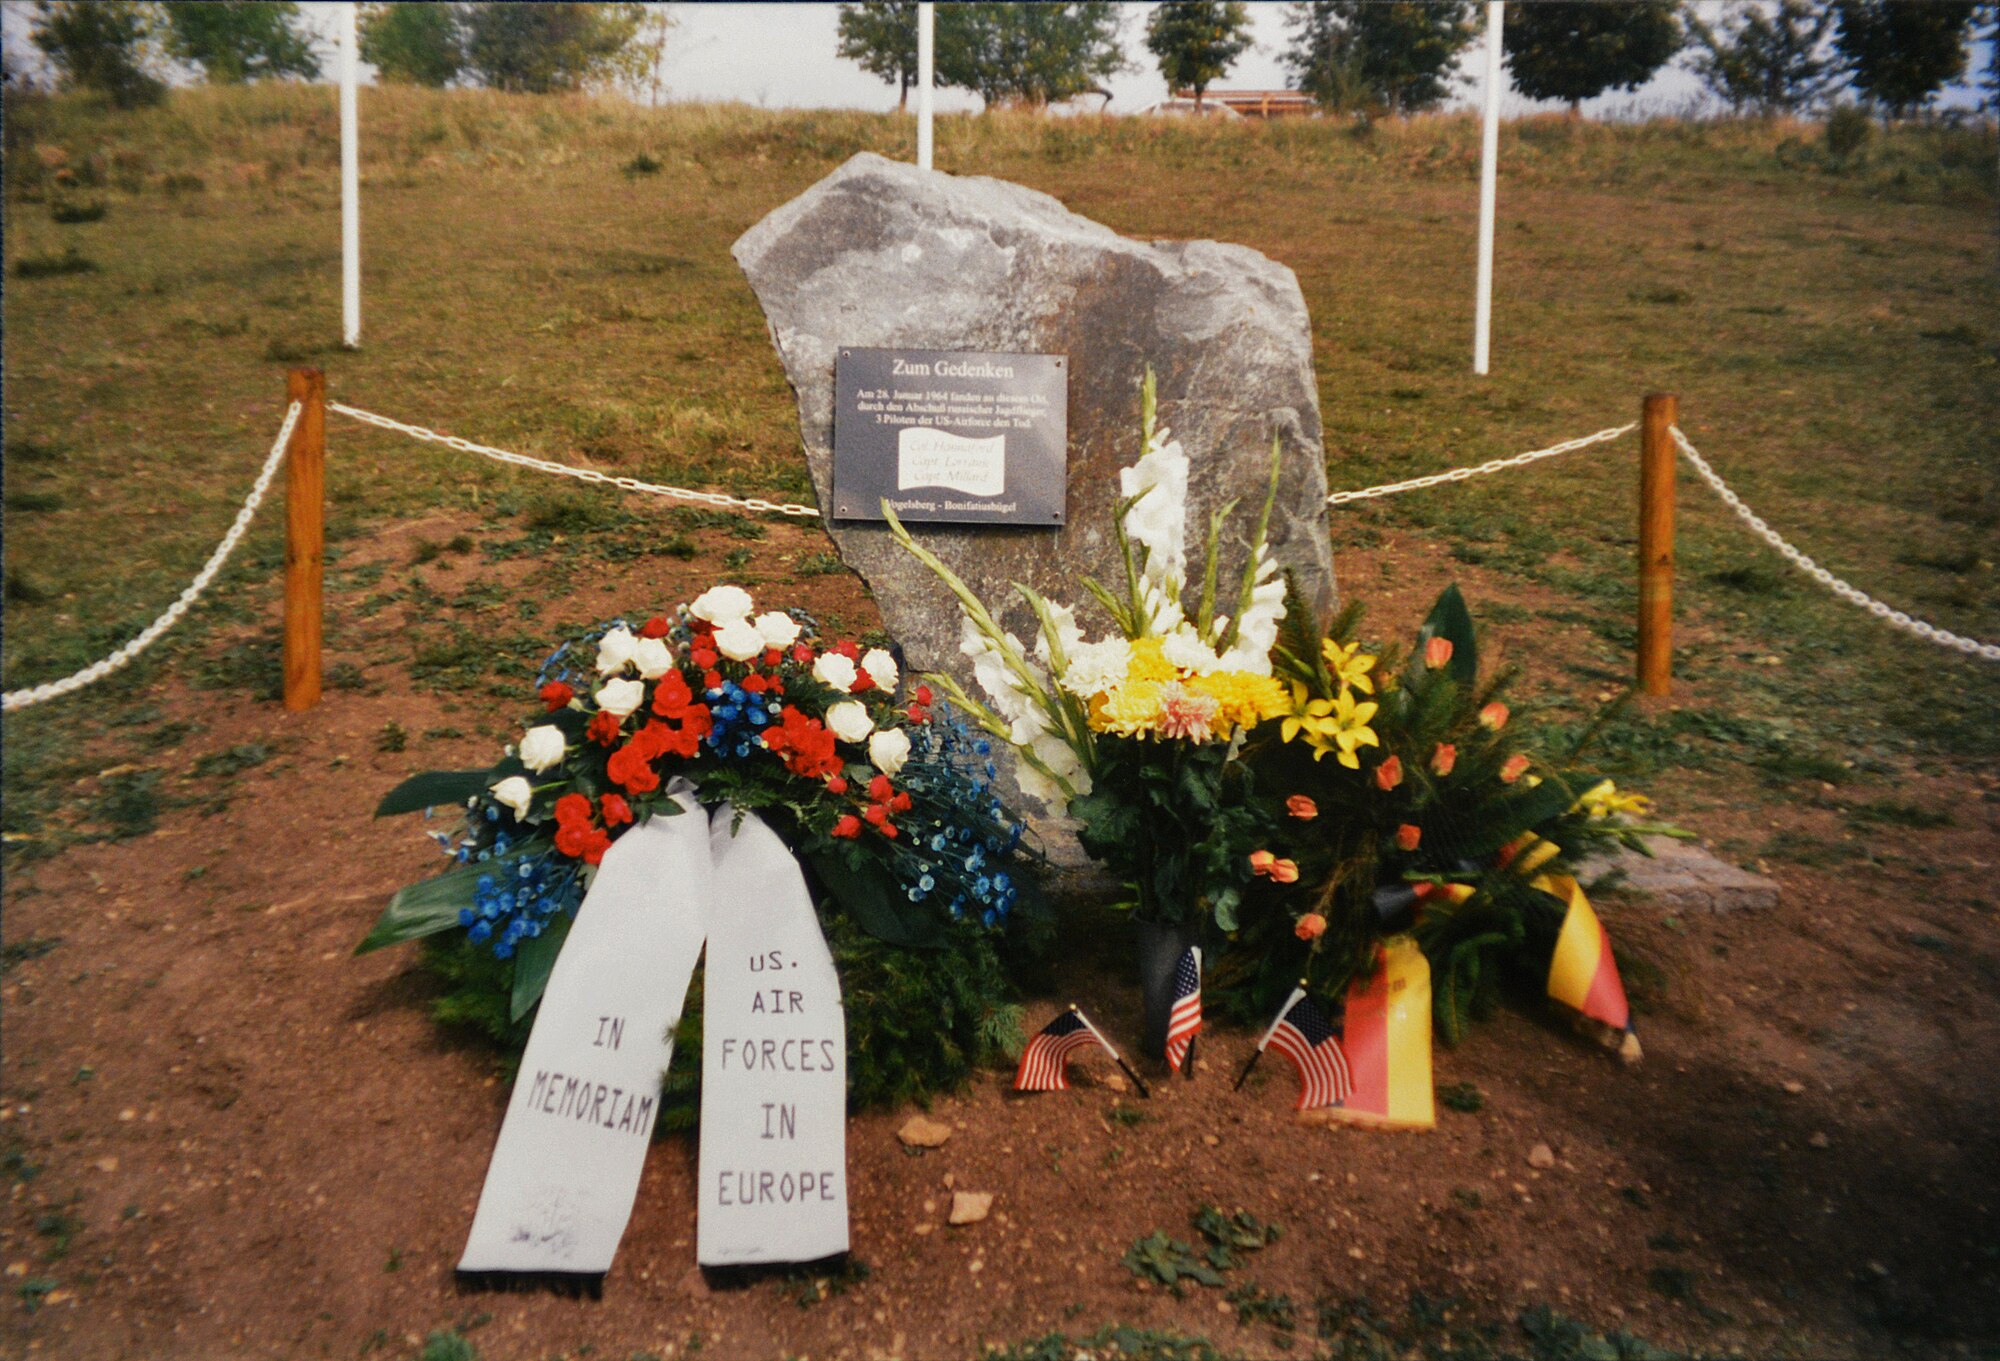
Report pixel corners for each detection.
[1540,873,1640,1060]
[1316,937,1435,1131]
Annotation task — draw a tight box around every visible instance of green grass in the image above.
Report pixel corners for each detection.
[2,85,1996,846]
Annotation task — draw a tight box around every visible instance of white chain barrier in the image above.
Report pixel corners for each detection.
[327,403,821,519]
[2,402,306,714]
[1325,422,1638,505]
[1669,425,2000,663]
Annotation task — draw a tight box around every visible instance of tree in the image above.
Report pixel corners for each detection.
[162,1,319,84]
[1688,1,1835,114]
[1145,1,1254,108]
[836,2,920,110]
[935,2,1128,107]
[29,0,165,107]
[1831,0,1977,118]
[1281,1,1476,115]
[359,3,463,88]
[459,3,648,95]
[1502,0,1682,115]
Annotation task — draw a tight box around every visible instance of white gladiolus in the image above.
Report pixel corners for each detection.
[518,725,567,774]
[960,618,1042,724]
[595,626,639,676]
[689,584,754,625]
[867,727,911,775]
[1119,434,1188,586]
[1031,600,1084,672]
[714,617,765,663]
[825,700,873,743]
[594,677,646,717]
[860,647,899,692]
[754,611,802,650]
[490,776,534,819]
[1014,762,1065,812]
[812,653,858,693]
[631,637,674,680]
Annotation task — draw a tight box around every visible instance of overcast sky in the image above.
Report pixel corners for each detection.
[3,2,1991,118]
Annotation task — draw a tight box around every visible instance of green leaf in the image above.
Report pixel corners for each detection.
[354,860,491,954]
[1409,584,1479,689]
[808,850,945,950]
[510,913,572,1021]
[375,768,495,818]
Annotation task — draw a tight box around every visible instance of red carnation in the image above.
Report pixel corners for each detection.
[890,791,912,813]
[831,814,862,839]
[868,774,893,803]
[703,670,723,692]
[878,822,898,839]
[690,646,719,670]
[539,680,575,711]
[639,616,672,639]
[850,670,875,694]
[600,793,634,827]
[826,776,849,795]
[742,674,768,694]
[915,684,933,706]
[553,792,593,828]
[791,643,815,664]
[606,742,661,796]
[652,671,696,720]
[833,640,861,661]
[863,803,888,826]
[586,710,623,747]
[907,704,930,723]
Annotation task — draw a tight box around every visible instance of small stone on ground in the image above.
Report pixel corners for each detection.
[948,1191,994,1226]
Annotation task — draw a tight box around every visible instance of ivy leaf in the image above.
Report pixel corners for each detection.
[354,860,489,954]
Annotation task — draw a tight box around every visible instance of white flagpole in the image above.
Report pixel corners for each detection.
[916,1,935,170]
[1255,984,1308,1053]
[1473,1,1504,376]
[1072,1005,1149,1097]
[339,1,361,349]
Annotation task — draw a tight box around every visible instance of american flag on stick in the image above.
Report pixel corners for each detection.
[1164,946,1203,1076]
[1260,986,1353,1110]
[1015,1006,1149,1097]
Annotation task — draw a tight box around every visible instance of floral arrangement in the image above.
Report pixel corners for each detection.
[888,372,1290,933]
[1232,583,1681,1042]
[358,586,1039,1108]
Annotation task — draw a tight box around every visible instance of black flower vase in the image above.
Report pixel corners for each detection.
[1135,917,1201,1065]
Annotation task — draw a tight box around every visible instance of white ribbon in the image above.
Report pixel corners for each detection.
[457,797,712,1280]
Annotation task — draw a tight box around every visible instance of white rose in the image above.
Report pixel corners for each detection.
[490,776,534,819]
[868,726,911,776]
[825,700,873,744]
[754,611,802,650]
[518,725,567,774]
[689,585,754,626]
[594,677,646,717]
[813,653,858,693]
[714,617,764,662]
[860,647,899,692]
[595,626,639,676]
[631,636,674,680]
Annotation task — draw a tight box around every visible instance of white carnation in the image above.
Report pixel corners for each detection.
[812,653,858,693]
[631,636,674,680]
[1059,636,1132,700]
[825,700,873,744]
[714,617,765,663]
[595,626,639,676]
[689,584,754,626]
[860,647,899,692]
[754,611,802,650]
[1161,627,1222,676]
[867,727,911,776]
[594,677,646,717]
[518,725,567,774]
[490,775,534,819]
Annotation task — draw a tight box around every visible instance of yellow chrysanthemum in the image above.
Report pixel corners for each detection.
[1125,636,1177,685]
[1188,670,1291,733]
[1322,639,1378,695]
[1576,780,1652,820]
[1093,678,1166,737]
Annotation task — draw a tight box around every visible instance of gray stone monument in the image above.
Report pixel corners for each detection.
[734,152,1337,825]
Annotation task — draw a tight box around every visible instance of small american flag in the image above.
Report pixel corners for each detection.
[1014,1010,1104,1091]
[1164,946,1203,1074]
[1266,990,1353,1111]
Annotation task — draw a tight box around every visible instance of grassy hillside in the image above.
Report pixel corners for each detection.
[3,85,1996,820]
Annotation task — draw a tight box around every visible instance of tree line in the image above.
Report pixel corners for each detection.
[21,0,1998,123]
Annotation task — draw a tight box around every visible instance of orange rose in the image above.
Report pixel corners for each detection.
[1478,702,1509,731]
[1500,753,1531,783]
[1424,636,1454,669]
[1395,823,1421,851]
[1286,794,1318,820]
[1430,743,1457,777]
[1294,913,1327,941]
[1374,754,1404,791]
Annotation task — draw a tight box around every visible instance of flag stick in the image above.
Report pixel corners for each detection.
[1183,1033,1196,1078]
[1074,1005,1149,1099]
[1234,982,1307,1091]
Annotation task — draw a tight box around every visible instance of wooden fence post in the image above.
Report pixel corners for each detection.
[1637,393,1677,697]
[283,368,326,711]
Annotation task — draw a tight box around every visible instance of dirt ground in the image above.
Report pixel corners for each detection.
[3,512,1997,1361]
